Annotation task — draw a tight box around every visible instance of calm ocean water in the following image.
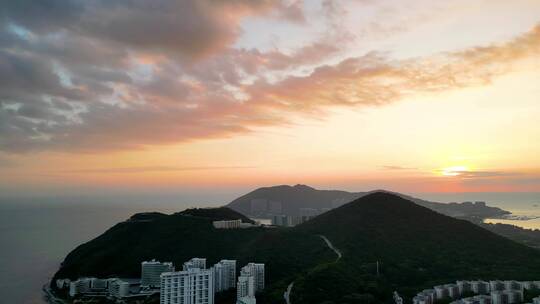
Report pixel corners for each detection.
[413,192,540,229]
[0,192,539,304]
[0,197,219,304]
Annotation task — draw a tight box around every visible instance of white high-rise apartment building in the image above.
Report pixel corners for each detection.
[240,263,264,292]
[236,275,256,304]
[160,268,214,304]
[183,258,207,270]
[141,259,175,288]
[213,260,236,292]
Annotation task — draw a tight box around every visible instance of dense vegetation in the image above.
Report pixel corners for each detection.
[292,192,540,303]
[53,208,334,303]
[53,193,540,304]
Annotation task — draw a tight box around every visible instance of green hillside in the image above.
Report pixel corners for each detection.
[52,208,334,303]
[293,192,540,303]
[52,193,540,304]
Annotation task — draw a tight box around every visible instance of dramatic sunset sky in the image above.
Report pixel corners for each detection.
[1,0,539,198]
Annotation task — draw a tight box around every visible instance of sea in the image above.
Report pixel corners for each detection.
[0,192,539,304]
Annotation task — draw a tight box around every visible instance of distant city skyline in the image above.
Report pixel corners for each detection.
[1,0,539,196]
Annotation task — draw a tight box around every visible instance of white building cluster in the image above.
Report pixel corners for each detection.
[212,219,259,229]
[56,258,265,304]
[271,207,334,227]
[159,258,265,304]
[65,277,135,298]
[412,280,540,304]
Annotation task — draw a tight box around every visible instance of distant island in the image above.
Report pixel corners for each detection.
[227,184,511,221]
[50,191,540,304]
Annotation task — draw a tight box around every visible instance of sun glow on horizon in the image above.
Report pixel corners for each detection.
[441,166,469,177]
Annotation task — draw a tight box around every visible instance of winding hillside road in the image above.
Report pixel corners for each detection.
[284,282,294,304]
[319,235,342,261]
[283,235,342,304]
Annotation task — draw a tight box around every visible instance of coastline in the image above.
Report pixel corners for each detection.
[484,217,540,230]
[42,284,67,304]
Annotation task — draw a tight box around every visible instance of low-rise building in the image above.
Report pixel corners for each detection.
[490,291,507,304]
[505,290,523,303]
[452,295,492,304]
[522,281,539,290]
[109,279,130,298]
[490,281,505,292]
[504,281,522,291]
[90,278,109,289]
[457,281,472,295]
[472,295,492,304]
[491,290,523,304]
[213,219,242,229]
[446,284,460,299]
[413,295,430,304]
[271,215,287,226]
[471,281,490,294]
[69,278,92,297]
[141,259,175,288]
[418,289,436,304]
[435,285,450,300]
[56,279,71,290]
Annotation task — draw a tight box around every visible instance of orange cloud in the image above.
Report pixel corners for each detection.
[1,3,539,153]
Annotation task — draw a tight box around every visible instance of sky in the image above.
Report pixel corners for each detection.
[0,0,539,198]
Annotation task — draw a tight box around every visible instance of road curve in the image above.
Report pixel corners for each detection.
[284,281,294,304]
[319,235,342,261]
[283,235,342,304]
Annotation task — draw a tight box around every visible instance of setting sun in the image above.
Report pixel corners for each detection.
[442,166,470,177]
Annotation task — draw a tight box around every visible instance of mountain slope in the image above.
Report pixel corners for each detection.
[227,185,510,219]
[227,184,361,216]
[292,192,540,303]
[52,208,334,302]
[227,184,509,219]
[53,193,535,304]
